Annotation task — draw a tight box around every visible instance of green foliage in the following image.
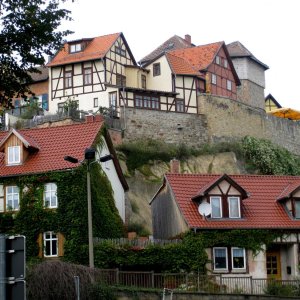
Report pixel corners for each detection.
[264,280,300,297]
[242,136,300,175]
[20,98,43,119]
[127,222,150,237]
[88,284,117,300]
[0,164,124,264]
[118,140,204,172]
[0,0,73,108]
[94,230,287,273]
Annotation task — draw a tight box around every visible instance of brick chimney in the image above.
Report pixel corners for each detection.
[185,34,191,45]
[86,115,94,123]
[170,158,180,173]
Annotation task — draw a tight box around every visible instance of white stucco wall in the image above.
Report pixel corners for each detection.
[96,137,126,222]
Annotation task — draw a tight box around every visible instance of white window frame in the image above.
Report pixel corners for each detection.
[227,80,232,91]
[224,59,228,68]
[213,247,228,271]
[83,67,92,85]
[215,55,221,65]
[231,247,246,270]
[70,43,82,53]
[43,232,58,257]
[228,196,241,218]
[295,200,300,218]
[211,74,217,85]
[6,186,19,211]
[93,97,98,108]
[211,196,222,218]
[8,146,21,165]
[44,183,58,208]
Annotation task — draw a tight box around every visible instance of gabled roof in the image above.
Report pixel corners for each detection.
[169,41,223,71]
[47,32,136,67]
[191,174,248,200]
[166,42,240,85]
[140,35,194,66]
[0,118,103,177]
[158,173,300,229]
[276,181,300,201]
[28,66,49,82]
[265,93,282,109]
[227,41,269,70]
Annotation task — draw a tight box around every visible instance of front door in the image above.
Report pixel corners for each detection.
[266,251,281,280]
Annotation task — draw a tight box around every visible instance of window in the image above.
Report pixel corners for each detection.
[6,186,19,211]
[115,46,126,57]
[70,43,82,53]
[213,247,228,270]
[8,146,20,165]
[228,197,240,218]
[224,59,228,68]
[294,200,300,218]
[43,232,58,257]
[116,74,126,87]
[232,248,246,269]
[153,63,161,76]
[215,56,221,65]
[213,247,246,271]
[227,80,232,91]
[141,75,146,89]
[176,99,185,112]
[211,196,222,218]
[44,183,57,208]
[109,92,118,117]
[135,94,160,110]
[211,73,217,85]
[93,98,98,108]
[64,71,72,88]
[57,103,64,114]
[84,67,92,85]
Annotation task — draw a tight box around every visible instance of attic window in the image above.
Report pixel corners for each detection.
[8,146,21,165]
[115,46,126,57]
[215,56,221,65]
[224,59,228,68]
[70,43,82,53]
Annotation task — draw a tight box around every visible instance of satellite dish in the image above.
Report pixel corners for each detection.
[198,201,211,217]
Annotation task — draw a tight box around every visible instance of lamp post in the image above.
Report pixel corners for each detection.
[64,148,113,268]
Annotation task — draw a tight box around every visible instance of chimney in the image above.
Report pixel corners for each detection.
[86,115,94,123]
[170,158,180,173]
[185,34,191,45]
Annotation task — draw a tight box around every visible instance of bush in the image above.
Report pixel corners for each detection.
[264,280,299,297]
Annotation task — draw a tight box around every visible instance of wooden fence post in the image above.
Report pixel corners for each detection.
[151,271,154,288]
[116,268,119,285]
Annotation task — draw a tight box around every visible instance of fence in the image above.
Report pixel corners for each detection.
[92,269,300,295]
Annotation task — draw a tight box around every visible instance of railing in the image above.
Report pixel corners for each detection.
[92,269,300,296]
[94,238,182,248]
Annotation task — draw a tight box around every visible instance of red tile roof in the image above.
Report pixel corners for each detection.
[168,42,223,73]
[0,120,104,177]
[166,53,200,77]
[47,33,120,67]
[164,173,300,229]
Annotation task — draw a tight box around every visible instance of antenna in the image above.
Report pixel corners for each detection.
[198,201,211,217]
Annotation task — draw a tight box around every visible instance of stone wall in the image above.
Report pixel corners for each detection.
[121,96,300,156]
[237,80,265,109]
[122,108,208,147]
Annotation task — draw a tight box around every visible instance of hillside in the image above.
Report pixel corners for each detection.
[121,151,247,234]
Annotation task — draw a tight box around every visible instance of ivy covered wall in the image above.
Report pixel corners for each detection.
[0,163,125,264]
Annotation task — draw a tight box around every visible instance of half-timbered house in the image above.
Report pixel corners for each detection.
[151,172,300,280]
[47,33,137,117]
[130,41,240,115]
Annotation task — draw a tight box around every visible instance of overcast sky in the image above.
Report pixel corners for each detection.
[61,0,300,110]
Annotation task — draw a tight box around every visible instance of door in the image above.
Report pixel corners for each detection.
[266,251,281,280]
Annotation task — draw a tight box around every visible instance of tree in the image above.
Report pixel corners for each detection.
[0,0,73,109]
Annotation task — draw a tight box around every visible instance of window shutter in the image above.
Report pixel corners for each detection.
[0,185,4,212]
[58,233,65,257]
[37,233,43,258]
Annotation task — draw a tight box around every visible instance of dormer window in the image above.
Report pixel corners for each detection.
[70,43,82,53]
[8,146,20,165]
[211,196,222,218]
[295,201,300,218]
[229,196,241,218]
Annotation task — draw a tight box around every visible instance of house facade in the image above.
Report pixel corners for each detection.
[47,33,137,117]
[151,173,300,280]
[0,115,128,258]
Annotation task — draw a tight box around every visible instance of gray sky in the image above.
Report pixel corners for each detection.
[61,0,300,110]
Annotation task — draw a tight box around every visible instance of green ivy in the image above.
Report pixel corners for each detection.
[242,136,300,175]
[94,230,287,273]
[0,164,125,264]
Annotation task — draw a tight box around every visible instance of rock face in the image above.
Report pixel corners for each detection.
[124,152,246,234]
